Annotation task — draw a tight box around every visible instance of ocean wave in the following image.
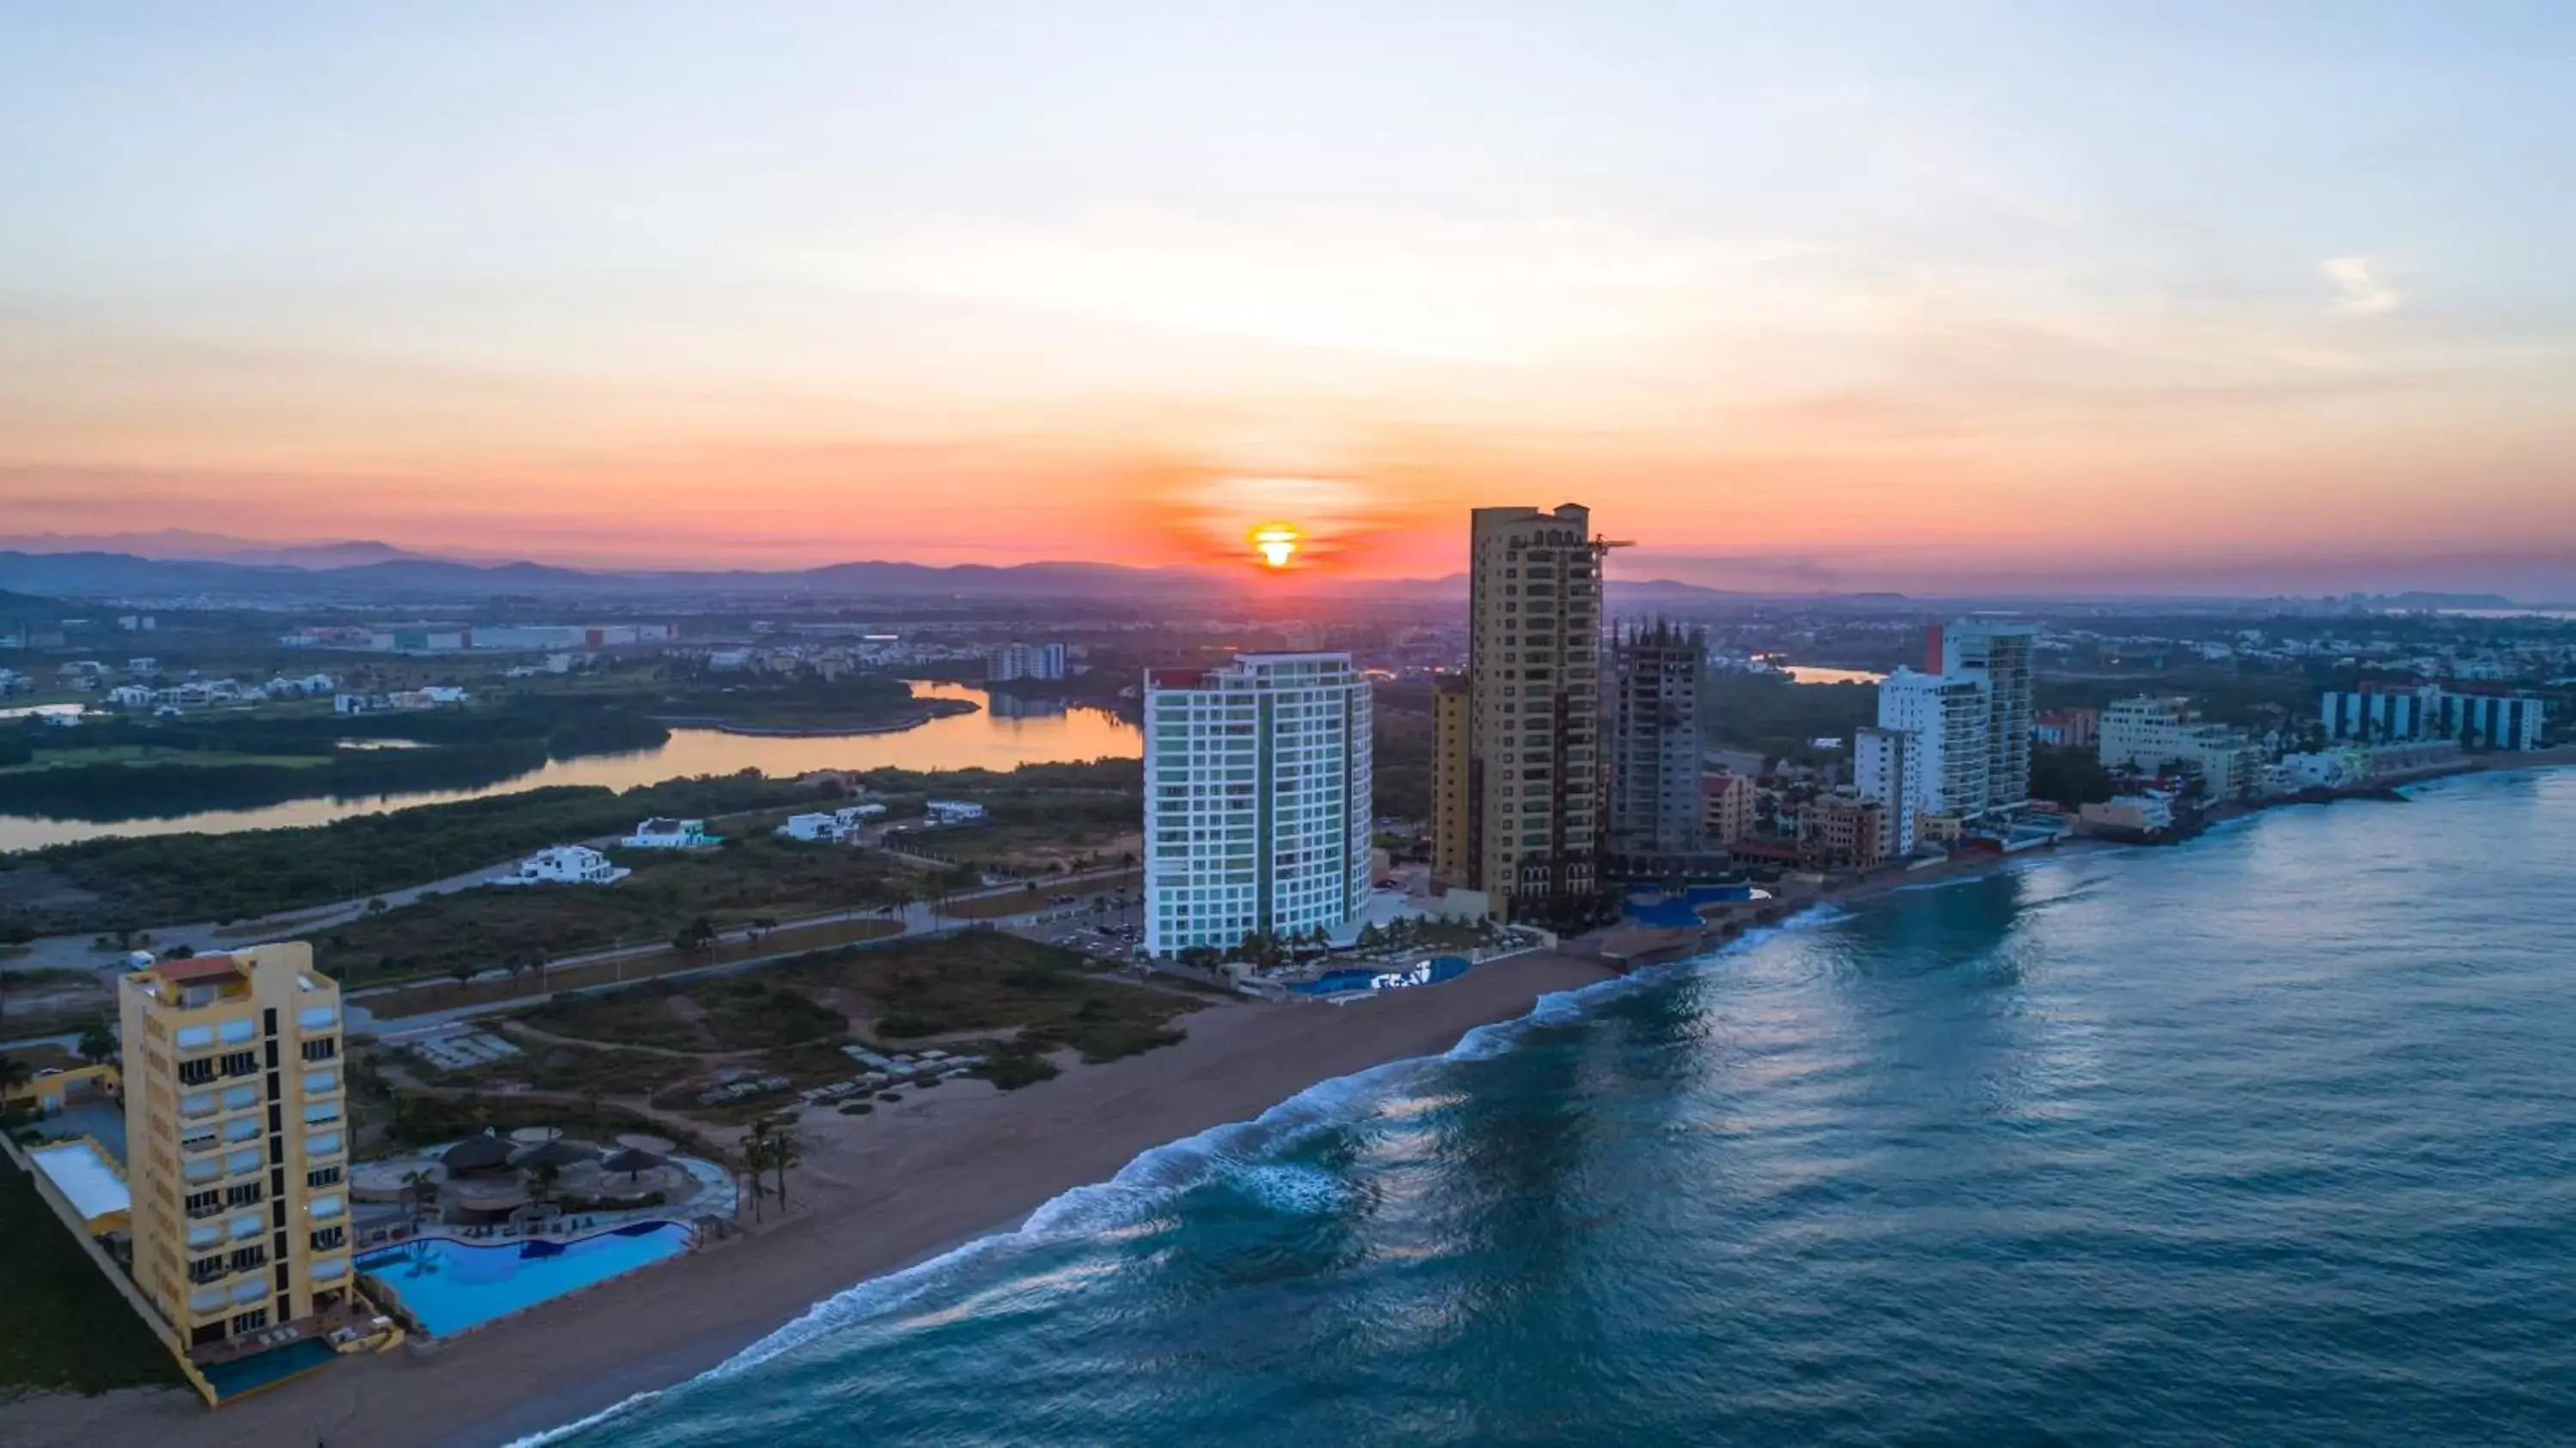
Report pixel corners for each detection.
[507,902,1850,1447]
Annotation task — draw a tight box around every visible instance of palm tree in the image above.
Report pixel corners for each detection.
[766,1123,803,1211]
[738,1118,776,1224]
[76,1020,116,1066]
[399,1168,436,1232]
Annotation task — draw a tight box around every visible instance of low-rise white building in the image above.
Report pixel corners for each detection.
[923,800,988,825]
[496,844,630,885]
[625,817,717,849]
[2099,696,2263,801]
[778,804,888,843]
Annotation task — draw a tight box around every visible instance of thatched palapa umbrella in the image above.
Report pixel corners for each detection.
[602,1147,668,1183]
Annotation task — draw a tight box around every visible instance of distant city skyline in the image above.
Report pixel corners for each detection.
[6,3,2574,595]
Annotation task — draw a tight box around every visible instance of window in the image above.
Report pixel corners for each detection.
[307,1165,343,1190]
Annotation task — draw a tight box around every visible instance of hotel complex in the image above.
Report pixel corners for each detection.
[118,942,352,1355]
[1142,652,1373,957]
[2321,681,2549,751]
[1431,503,1611,918]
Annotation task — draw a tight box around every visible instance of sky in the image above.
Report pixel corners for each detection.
[3,2,2574,595]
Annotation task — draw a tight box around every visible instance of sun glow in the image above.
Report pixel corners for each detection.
[1251,523,1301,569]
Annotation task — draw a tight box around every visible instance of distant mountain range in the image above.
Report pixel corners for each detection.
[5,537,2532,610]
[0,541,1777,607]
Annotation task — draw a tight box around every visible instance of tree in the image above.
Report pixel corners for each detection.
[447,961,477,992]
[366,897,389,916]
[0,1053,30,1098]
[400,1168,436,1231]
[672,916,719,957]
[76,1020,116,1066]
[530,1159,564,1213]
[767,1122,803,1210]
[738,1118,776,1224]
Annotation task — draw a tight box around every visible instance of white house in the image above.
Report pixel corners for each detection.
[778,803,890,843]
[106,684,155,709]
[923,800,988,825]
[780,812,848,843]
[495,844,631,885]
[625,817,718,849]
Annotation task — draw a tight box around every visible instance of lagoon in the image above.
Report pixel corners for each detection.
[0,683,1139,852]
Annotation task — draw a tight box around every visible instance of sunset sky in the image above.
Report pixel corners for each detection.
[4,3,2573,594]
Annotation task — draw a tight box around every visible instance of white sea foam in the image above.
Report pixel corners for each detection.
[506,903,1850,1447]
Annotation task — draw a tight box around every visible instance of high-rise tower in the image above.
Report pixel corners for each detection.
[1437,503,1611,918]
[1608,618,1706,857]
[1142,652,1372,957]
[1929,618,2038,814]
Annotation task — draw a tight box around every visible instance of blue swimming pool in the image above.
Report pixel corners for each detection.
[357,1222,692,1337]
[1292,954,1473,995]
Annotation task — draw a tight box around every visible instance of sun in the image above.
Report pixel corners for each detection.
[1250,522,1300,569]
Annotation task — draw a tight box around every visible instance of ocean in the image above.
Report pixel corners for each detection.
[536,768,2576,1447]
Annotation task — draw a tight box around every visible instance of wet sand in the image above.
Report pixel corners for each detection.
[0,950,1614,1448]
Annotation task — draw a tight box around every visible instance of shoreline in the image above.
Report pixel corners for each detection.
[0,951,1620,1448]
[8,764,2565,1446]
[647,698,981,738]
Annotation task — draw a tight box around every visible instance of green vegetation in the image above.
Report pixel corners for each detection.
[587,672,953,731]
[0,1154,186,1399]
[305,836,909,988]
[782,931,1196,1063]
[422,1036,694,1098]
[0,772,830,934]
[1370,680,1436,821]
[375,1086,720,1162]
[1701,673,1880,766]
[2030,743,2119,807]
[526,974,846,1053]
[0,703,668,823]
[891,791,1139,871]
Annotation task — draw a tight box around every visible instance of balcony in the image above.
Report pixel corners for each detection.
[187,1257,233,1286]
[184,1192,224,1220]
[176,1060,217,1088]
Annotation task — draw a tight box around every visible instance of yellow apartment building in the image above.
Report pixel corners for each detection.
[118,943,354,1356]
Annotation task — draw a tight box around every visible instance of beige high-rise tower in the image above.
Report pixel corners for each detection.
[119,942,353,1356]
[1431,503,1610,918]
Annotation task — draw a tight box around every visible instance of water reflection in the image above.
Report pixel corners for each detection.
[0,682,1139,851]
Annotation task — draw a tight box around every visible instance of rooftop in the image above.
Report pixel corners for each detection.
[151,955,246,985]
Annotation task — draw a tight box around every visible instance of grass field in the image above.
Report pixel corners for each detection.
[781,931,1197,1063]
[355,915,902,1019]
[0,1155,185,1401]
[307,837,910,989]
[452,932,1200,1124]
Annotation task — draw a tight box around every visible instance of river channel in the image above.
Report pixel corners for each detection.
[0,682,1139,852]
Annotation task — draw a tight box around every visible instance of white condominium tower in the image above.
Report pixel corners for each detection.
[1929,618,2038,813]
[1868,669,1992,852]
[1143,652,1373,958]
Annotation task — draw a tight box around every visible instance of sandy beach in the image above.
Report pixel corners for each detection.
[0,949,1616,1448]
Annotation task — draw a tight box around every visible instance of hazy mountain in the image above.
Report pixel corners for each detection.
[0,530,437,569]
